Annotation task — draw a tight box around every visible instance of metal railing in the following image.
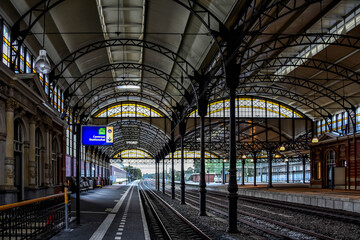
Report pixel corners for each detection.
[0,192,71,240]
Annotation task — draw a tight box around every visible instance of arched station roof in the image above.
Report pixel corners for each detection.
[5,0,360,159]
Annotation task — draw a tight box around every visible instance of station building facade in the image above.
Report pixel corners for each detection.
[0,64,66,204]
[0,18,110,205]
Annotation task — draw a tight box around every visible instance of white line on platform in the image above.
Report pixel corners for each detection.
[138,182,151,240]
[89,183,134,240]
[114,185,134,239]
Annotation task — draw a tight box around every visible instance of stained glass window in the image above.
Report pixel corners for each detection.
[2,24,10,67]
[95,103,163,118]
[114,149,152,159]
[189,97,302,118]
[166,150,219,159]
[19,46,24,73]
[26,51,31,73]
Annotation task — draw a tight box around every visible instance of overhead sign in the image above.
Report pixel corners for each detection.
[82,126,114,146]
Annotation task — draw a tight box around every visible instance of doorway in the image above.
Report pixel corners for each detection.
[326,150,336,188]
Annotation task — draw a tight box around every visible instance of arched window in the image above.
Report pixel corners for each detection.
[114,149,152,159]
[52,139,58,185]
[326,150,336,165]
[35,129,42,186]
[95,102,164,118]
[189,97,303,118]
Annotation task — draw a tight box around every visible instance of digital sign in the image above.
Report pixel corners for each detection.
[82,126,114,146]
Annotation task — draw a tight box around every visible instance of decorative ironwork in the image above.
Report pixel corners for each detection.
[49,39,198,86]
[63,63,193,104]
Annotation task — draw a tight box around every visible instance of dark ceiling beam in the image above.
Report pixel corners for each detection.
[241,57,360,87]
[49,39,198,87]
[74,80,177,116]
[242,33,360,63]
[64,62,192,106]
[10,0,66,70]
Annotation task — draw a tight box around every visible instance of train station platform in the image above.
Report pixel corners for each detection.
[51,182,150,240]
[178,181,360,214]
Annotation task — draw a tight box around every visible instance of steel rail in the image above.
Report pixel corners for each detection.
[141,181,212,240]
[152,182,336,240]
[206,190,360,224]
[138,182,172,240]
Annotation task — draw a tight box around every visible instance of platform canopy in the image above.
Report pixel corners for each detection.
[4,0,360,158]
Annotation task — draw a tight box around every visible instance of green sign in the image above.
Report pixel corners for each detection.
[98,128,106,135]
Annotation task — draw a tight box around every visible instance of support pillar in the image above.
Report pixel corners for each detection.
[162,156,165,194]
[241,159,245,185]
[76,123,81,225]
[157,160,160,191]
[171,150,175,199]
[198,97,208,216]
[227,86,238,233]
[48,130,53,185]
[4,99,15,189]
[267,150,273,188]
[155,161,157,189]
[303,156,306,184]
[286,159,289,183]
[179,121,186,204]
[170,120,175,199]
[222,160,225,184]
[253,153,257,186]
[28,119,36,187]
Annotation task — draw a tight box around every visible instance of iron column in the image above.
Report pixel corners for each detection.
[241,158,245,185]
[286,158,289,183]
[222,160,225,184]
[199,101,207,216]
[227,86,238,232]
[171,121,175,199]
[253,152,257,186]
[179,120,186,204]
[267,150,273,188]
[303,155,306,184]
[162,155,165,194]
[76,123,81,225]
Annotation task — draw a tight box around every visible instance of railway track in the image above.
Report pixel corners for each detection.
[138,181,211,240]
[144,180,335,240]
[203,190,360,224]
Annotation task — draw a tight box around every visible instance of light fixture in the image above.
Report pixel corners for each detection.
[312,137,319,143]
[285,158,289,162]
[35,11,51,74]
[223,159,226,163]
[242,154,247,159]
[279,145,285,151]
[275,154,281,158]
[126,141,138,145]
[34,49,51,74]
[117,85,140,89]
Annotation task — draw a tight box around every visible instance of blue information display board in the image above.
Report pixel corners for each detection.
[82,126,114,146]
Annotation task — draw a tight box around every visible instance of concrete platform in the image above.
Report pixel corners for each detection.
[173,181,360,214]
[51,182,150,240]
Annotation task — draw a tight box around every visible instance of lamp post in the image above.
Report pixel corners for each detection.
[222,159,226,184]
[285,158,289,183]
[241,154,246,185]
